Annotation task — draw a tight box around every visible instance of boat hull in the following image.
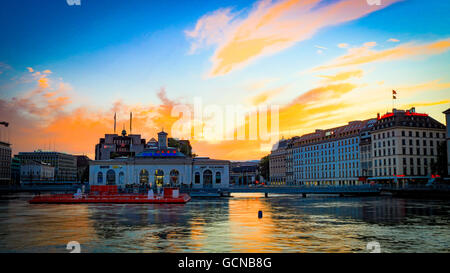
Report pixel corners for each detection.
[29,193,191,204]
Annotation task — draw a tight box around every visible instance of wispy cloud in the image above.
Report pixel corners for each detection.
[248,86,285,105]
[313,38,450,71]
[185,8,238,54]
[338,43,349,48]
[318,70,363,83]
[186,0,400,77]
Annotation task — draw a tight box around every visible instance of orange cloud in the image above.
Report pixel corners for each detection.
[248,86,285,105]
[314,38,450,71]
[187,0,400,77]
[403,99,450,108]
[38,77,49,89]
[318,70,363,83]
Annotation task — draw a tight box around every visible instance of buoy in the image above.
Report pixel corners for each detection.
[258,210,263,218]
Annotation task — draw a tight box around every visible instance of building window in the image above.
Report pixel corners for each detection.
[215,172,221,184]
[97,172,103,184]
[106,169,115,185]
[195,172,200,184]
[170,169,179,185]
[203,170,213,187]
[140,169,149,185]
[119,172,124,184]
[154,169,164,187]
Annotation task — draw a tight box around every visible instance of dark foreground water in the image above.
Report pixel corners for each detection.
[0,193,449,253]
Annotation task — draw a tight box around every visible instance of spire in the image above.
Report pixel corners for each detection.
[130,112,132,134]
[114,112,116,134]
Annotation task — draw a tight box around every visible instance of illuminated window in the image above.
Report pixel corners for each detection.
[154,169,164,187]
[139,169,149,185]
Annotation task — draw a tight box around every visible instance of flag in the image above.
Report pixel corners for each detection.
[393,95,396,99]
[392,90,397,95]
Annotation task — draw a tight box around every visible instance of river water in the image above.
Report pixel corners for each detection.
[0,193,448,253]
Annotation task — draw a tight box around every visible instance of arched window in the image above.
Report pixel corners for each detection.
[140,169,149,185]
[154,169,164,187]
[170,169,179,185]
[119,172,124,184]
[97,172,103,184]
[106,169,116,185]
[215,172,221,184]
[203,170,212,188]
[194,172,200,184]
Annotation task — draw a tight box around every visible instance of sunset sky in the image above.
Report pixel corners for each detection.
[0,0,449,160]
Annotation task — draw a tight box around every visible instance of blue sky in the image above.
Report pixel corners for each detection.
[0,0,449,159]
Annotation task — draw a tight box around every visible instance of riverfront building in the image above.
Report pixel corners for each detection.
[89,130,230,189]
[10,156,20,185]
[370,108,446,183]
[230,161,259,185]
[271,107,446,186]
[16,151,77,182]
[292,120,374,186]
[20,160,55,183]
[444,108,450,176]
[0,141,11,185]
[95,129,146,160]
[269,139,288,185]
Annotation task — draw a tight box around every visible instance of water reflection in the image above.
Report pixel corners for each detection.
[0,193,449,253]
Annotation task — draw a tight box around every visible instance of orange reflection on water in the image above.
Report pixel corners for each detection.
[228,193,282,252]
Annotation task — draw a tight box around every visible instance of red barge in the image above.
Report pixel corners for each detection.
[29,185,191,204]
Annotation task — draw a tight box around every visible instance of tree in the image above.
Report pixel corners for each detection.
[259,155,270,181]
[431,141,448,177]
[168,138,193,157]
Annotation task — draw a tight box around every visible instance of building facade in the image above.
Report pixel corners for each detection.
[269,139,288,185]
[16,151,77,182]
[0,141,11,185]
[444,108,450,176]
[89,131,230,189]
[370,108,446,183]
[230,161,259,186]
[11,156,21,185]
[359,119,377,180]
[95,129,146,160]
[20,160,55,183]
[285,138,297,185]
[76,155,92,183]
[292,120,373,186]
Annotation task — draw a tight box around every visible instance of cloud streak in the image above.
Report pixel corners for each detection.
[187,0,400,77]
[313,38,450,71]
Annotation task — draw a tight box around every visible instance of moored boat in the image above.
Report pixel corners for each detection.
[29,185,191,204]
